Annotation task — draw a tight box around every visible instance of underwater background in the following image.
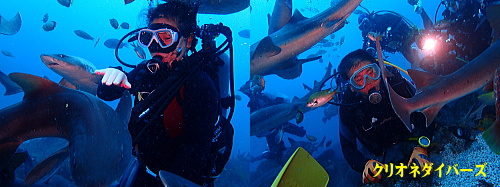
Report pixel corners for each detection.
[1,0,500,186]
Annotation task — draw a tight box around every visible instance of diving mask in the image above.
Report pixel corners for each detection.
[349,63,381,89]
[138,23,179,49]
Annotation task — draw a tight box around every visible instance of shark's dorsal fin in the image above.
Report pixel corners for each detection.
[407,69,442,91]
[9,73,66,100]
[289,9,307,24]
[116,90,132,125]
[302,83,312,91]
[25,146,69,185]
[292,96,300,102]
[313,80,320,88]
[251,36,281,60]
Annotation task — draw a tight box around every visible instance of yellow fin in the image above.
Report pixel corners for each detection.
[272,147,329,187]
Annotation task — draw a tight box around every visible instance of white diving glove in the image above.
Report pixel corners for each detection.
[94,68,132,89]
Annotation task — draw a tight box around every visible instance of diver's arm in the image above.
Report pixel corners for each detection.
[339,116,369,173]
[408,0,433,30]
[419,8,433,30]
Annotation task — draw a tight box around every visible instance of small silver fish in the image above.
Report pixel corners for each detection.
[306,88,340,108]
[110,19,119,29]
[306,135,317,142]
[42,21,56,31]
[74,30,95,41]
[131,42,146,59]
[42,13,48,23]
[1,50,14,57]
[57,0,72,7]
[120,22,130,29]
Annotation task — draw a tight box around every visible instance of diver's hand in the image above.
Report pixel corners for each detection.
[408,0,423,14]
[407,147,432,173]
[363,159,383,184]
[95,68,131,89]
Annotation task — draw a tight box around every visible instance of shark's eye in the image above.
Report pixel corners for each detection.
[58,54,68,58]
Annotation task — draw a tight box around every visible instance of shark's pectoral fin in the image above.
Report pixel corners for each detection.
[0,69,22,95]
[25,146,69,185]
[9,73,66,100]
[116,90,132,125]
[59,78,78,90]
[0,12,22,35]
[483,120,500,155]
[421,103,444,127]
[271,56,321,79]
[271,62,302,79]
[251,36,281,60]
[387,81,413,131]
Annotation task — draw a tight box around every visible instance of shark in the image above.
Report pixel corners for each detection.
[0,73,133,186]
[0,69,22,95]
[250,0,362,79]
[369,35,500,154]
[0,12,21,35]
[40,54,102,95]
[250,62,334,136]
[384,40,500,131]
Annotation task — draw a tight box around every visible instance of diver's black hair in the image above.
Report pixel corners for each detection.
[337,49,377,81]
[147,0,199,37]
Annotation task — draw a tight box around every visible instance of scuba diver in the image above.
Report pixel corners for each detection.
[357,5,431,70]
[95,0,235,186]
[413,0,500,75]
[335,49,435,184]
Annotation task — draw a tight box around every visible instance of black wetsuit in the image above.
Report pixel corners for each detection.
[338,66,433,173]
[97,59,218,186]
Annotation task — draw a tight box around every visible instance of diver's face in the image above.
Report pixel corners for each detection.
[348,61,381,96]
[150,18,192,64]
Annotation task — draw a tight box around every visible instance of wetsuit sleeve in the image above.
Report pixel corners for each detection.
[339,107,370,173]
[169,70,219,182]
